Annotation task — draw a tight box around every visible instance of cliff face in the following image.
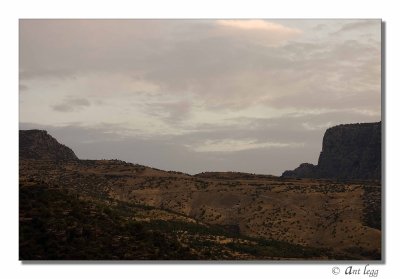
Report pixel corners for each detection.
[19,130,78,161]
[282,122,381,180]
[317,122,381,179]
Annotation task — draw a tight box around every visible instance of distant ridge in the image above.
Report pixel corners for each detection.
[194,171,276,180]
[19,129,78,161]
[19,122,382,180]
[282,122,381,180]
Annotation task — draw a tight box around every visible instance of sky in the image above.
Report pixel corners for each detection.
[19,19,381,175]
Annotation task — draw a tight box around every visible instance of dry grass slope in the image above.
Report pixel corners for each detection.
[20,159,381,260]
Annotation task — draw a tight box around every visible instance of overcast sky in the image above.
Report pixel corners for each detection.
[19,19,381,175]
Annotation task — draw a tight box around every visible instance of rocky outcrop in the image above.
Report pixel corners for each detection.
[281,163,317,178]
[317,122,381,179]
[19,130,78,161]
[282,122,381,180]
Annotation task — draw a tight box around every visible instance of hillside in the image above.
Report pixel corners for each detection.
[19,129,381,260]
[20,182,331,260]
[19,130,78,161]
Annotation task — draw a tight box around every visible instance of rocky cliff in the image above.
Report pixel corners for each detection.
[19,129,78,161]
[282,122,381,180]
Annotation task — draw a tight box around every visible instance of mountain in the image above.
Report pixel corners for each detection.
[282,122,381,180]
[19,130,78,161]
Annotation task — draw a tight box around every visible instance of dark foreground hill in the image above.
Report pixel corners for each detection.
[19,130,78,161]
[282,122,381,180]
[20,183,331,260]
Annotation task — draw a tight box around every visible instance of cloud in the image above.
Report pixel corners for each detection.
[302,121,333,131]
[215,20,302,47]
[186,138,304,153]
[52,97,90,112]
[20,20,380,115]
[217,19,302,33]
[313,23,327,31]
[333,20,381,34]
[144,100,192,123]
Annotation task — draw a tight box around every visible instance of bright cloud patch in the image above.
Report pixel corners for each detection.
[188,139,304,153]
[215,20,303,46]
[217,20,302,34]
